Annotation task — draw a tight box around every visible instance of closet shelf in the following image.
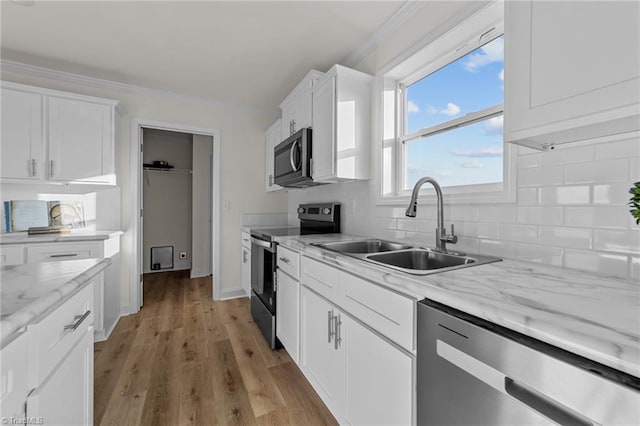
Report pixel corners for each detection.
[143,167,192,174]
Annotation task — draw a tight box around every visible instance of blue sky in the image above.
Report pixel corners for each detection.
[404,36,504,189]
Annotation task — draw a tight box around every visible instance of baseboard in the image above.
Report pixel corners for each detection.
[190,269,211,279]
[218,288,250,301]
[94,313,123,342]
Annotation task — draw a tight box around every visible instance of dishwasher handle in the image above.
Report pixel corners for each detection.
[504,378,595,426]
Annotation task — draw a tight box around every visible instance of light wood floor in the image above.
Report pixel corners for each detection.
[94,271,337,426]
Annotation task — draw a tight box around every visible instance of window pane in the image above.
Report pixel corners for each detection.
[404,114,503,190]
[406,36,503,133]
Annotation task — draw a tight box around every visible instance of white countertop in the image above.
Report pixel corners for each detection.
[276,233,640,379]
[0,229,122,245]
[0,258,111,347]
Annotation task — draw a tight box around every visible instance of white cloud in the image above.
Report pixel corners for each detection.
[499,68,504,81]
[426,102,461,116]
[459,160,483,168]
[407,101,420,113]
[463,37,504,72]
[484,115,503,135]
[451,146,503,158]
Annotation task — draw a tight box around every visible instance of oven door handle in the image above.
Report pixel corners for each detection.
[251,237,272,249]
[290,140,300,172]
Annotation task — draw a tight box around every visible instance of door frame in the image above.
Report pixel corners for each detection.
[130,118,221,312]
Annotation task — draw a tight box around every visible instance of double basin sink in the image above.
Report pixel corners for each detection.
[312,239,501,275]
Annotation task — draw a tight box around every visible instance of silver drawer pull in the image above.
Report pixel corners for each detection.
[328,310,335,343]
[50,253,79,258]
[279,256,291,264]
[64,310,91,332]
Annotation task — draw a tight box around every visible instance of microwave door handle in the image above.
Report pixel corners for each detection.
[290,140,300,171]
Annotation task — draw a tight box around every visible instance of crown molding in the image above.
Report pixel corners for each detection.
[341,0,425,69]
[0,60,279,117]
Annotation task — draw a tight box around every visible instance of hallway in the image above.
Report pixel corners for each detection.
[94,271,337,425]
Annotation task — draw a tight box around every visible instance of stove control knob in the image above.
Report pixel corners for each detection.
[297,207,305,214]
[322,207,332,215]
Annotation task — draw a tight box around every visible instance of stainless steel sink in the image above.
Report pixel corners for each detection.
[316,239,413,254]
[312,239,501,275]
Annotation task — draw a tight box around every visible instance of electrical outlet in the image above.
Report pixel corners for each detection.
[179,252,187,259]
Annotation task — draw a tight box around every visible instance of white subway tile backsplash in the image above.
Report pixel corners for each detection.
[542,146,594,166]
[564,249,629,278]
[564,158,628,184]
[631,257,640,281]
[479,206,518,223]
[450,206,480,222]
[396,218,418,232]
[539,227,592,249]
[517,206,563,226]
[478,239,518,259]
[593,182,634,205]
[498,224,538,243]
[475,222,499,239]
[370,217,397,230]
[517,152,544,169]
[517,188,538,205]
[516,243,563,266]
[630,157,640,180]
[519,165,565,187]
[593,229,640,255]
[538,186,590,205]
[594,138,640,160]
[564,206,631,229]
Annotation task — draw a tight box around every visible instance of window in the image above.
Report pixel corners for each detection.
[380,1,513,203]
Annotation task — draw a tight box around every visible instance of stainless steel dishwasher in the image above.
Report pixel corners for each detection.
[417,299,640,425]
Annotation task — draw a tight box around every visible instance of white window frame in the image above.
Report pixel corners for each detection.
[375,0,516,205]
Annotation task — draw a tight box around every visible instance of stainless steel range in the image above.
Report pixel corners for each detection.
[250,203,340,349]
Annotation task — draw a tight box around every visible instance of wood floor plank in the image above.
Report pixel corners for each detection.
[179,361,217,426]
[180,301,209,362]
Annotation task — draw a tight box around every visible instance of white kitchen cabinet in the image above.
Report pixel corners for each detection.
[0,332,30,420]
[312,65,372,183]
[300,286,346,420]
[0,244,24,266]
[0,88,43,180]
[0,81,118,184]
[241,232,251,296]
[265,119,283,192]
[280,70,324,138]
[505,1,640,150]
[276,269,300,363]
[48,96,114,182]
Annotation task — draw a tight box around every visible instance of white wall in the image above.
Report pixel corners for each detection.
[287,2,640,281]
[1,69,288,310]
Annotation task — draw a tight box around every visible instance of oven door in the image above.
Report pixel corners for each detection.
[250,236,276,313]
[273,128,311,186]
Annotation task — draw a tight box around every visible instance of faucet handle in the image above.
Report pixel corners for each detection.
[440,224,458,244]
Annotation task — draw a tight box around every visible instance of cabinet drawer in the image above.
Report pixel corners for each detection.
[277,245,300,279]
[25,242,102,263]
[0,245,24,266]
[339,272,415,352]
[301,256,339,303]
[29,283,94,387]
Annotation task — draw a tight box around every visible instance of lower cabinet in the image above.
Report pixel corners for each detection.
[276,269,300,363]
[300,286,413,425]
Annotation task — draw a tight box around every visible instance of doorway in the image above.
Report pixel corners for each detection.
[130,118,221,313]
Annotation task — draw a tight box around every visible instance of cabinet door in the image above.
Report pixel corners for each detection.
[241,245,251,296]
[342,314,413,426]
[505,1,640,143]
[276,270,299,363]
[27,326,94,426]
[1,88,43,180]
[48,96,112,181]
[281,100,296,138]
[265,119,282,192]
[300,286,345,418]
[311,76,336,182]
[295,86,313,130]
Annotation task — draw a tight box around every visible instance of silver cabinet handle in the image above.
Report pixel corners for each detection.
[50,253,79,258]
[504,378,593,426]
[49,160,55,178]
[334,313,342,350]
[327,310,334,343]
[242,250,247,263]
[289,140,300,171]
[291,119,296,134]
[278,256,291,264]
[31,159,37,177]
[268,174,273,186]
[64,310,91,332]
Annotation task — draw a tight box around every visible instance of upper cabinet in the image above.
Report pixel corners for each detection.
[1,82,119,184]
[280,70,324,138]
[312,65,372,183]
[265,118,283,192]
[505,1,640,150]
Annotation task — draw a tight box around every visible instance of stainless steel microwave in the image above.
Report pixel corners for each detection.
[273,128,322,188]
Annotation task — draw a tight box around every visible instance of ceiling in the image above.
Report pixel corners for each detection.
[1,0,409,111]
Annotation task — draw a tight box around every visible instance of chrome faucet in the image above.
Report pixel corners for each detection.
[405,176,457,253]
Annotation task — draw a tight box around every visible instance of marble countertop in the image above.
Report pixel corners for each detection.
[0,258,111,348]
[276,233,640,379]
[0,230,122,245]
